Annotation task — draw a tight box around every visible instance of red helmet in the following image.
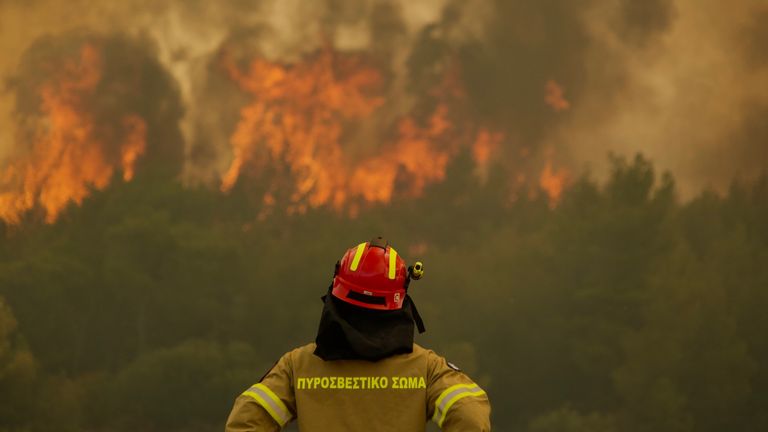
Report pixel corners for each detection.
[332,237,409,310]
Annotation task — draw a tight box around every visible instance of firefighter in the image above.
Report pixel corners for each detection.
[226,237,491,431]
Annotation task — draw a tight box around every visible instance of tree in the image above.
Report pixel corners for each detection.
[0,297,38,429]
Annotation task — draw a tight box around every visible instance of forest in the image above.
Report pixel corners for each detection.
[1,153,766,431]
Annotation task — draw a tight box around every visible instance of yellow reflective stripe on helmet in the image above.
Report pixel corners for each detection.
[349,243,367,271]
[432,383,486,427]
[242,383,292,427]
[388,247,398,279]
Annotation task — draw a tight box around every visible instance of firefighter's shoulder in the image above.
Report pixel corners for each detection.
[260,344,309,380]
[290,342,317,359]
[288,342,321,366]
[266,343,316,367]
[414,344,465,376]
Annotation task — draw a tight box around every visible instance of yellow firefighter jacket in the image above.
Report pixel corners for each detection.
[225,343,491,431]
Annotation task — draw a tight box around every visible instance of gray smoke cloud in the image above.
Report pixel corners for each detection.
[0,0,765,198]
[548,0,768,196]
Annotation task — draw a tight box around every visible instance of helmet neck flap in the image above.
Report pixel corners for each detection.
[314,291,424,361]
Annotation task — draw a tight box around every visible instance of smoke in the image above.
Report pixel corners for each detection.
[613,0,676,47]
[0,0,766,210]
[546,0,768,196]
[743,8,768,69]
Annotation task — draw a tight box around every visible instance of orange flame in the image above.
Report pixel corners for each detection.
[220,48,384,207]
[539,161,568,208]
[0,44,147,224]
[472,129,503,177]
[347,104,454,204]
[545,79,570,112]
[120,115,147,182]
[221,48,501,215]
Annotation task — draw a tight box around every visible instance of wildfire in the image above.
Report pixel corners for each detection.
[544,79,570,112]
[220,48,500,215]
[0,44,147,224]
[220,48,384,203]
[472,129,503,178]
[120,116,147,182]
[539,161,569,208]
[0,41,574,226]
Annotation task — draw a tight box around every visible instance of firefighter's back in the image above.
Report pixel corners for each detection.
[292,343,429,431]
[227,342,490,432]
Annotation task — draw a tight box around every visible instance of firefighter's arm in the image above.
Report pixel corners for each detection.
[225,351,297,432]
[426,351,491,431]
[226,395,282,432]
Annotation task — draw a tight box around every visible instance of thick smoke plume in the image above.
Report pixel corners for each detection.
[0,0,766,222]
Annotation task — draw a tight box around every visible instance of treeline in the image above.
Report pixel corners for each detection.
[1,154,766,431]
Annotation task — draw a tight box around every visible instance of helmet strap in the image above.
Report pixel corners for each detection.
[408,295,426,334]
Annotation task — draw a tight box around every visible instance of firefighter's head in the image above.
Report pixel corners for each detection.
[317,237,426,360]
[331,237,422,311]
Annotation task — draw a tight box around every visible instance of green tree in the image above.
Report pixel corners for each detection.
[528,406,617,432]
[0,297,38,429]
[91,340,267,432]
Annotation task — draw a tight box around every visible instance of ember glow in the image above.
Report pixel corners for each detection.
[472,129,503,176]
[539,161,569,208]
[120,115,147,182]
[544,80,570,112]
[0,45,147,224]
[220,48,507,215]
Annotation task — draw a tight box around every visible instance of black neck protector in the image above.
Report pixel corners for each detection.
[314,292,426,362]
